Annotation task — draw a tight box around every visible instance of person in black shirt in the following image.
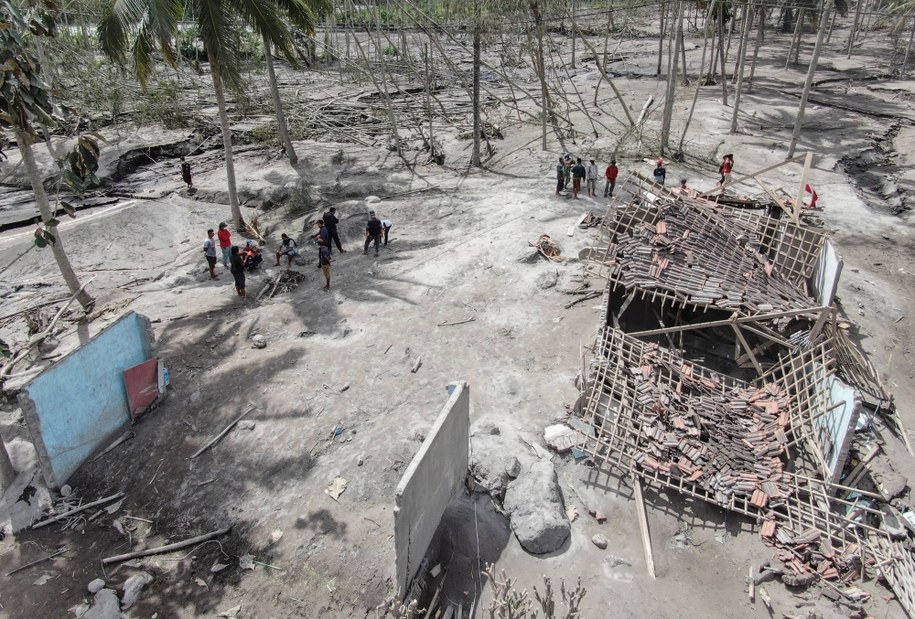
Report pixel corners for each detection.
[364,210,383,257]
[653,159,667,185]
[229,246,246,297]
[571,157,586,199]
[322,207,345,252]
[180,157,192,189]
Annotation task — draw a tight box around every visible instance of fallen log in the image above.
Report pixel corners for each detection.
[101,526,232,565]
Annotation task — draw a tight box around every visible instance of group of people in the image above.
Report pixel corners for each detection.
[555,155,620,199]
[203,223,265,297]
[204,207,395,297]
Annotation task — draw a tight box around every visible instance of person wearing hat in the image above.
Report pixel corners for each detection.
[217,222,232,267]
[364,210,383,257]
[604,159,619,197]
[653,159,667,185]
[586,158,599,197]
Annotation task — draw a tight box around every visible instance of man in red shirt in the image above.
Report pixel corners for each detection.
[604,159,619,198]
[217,222,232,267]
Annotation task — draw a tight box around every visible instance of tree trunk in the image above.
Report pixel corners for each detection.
[471,2,482,166]
[678,0,716,154]
[657,0,667,76]
[787,8,804,67]
[262,34,298,166]
[717,8,728,104]
[730,1,753,133]
[826,8,837,43]
[748,5,764,92]
[679,14,688,85]
[788,0,833,158]
[903,12,915,75]
[660,1,682,154]
[208,60,242,227]
[732,6,753,83]
[847,0,863,57]
[794,8,804,65]
[571,0,577,68]
[532,1,549,152]
[14,128,94,310]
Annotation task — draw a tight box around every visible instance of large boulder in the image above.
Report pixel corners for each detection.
[469,431,525,501]
[503,461,570,554]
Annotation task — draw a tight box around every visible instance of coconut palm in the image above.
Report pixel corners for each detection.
[98,0,330,227]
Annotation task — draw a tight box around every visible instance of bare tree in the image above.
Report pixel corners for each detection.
[789,0,834,157]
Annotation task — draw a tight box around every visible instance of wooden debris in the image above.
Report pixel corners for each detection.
[633,477,656,580]
[6,547,68,576]
[102,526,232,565]
[32,493,125,530]
[189,405,255,459]
[411,357,423,373]
[533,234,563,262]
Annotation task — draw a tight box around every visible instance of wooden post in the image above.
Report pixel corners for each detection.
[633,477,656,579]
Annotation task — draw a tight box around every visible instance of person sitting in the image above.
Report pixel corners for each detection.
[242,240,262,271]
[275,233,299,267]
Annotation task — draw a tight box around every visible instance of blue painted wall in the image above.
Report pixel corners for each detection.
[20,312,152,487]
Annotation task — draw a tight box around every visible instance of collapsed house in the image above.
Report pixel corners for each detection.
[578,174,915,614]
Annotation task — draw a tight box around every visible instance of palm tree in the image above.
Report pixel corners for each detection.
[99,0,330,228]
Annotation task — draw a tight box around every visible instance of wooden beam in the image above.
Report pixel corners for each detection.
[731,323,764,376]
[633,477,656,580]
[627,306,831,337]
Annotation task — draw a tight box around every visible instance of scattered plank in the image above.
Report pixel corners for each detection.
[102,526,232,565]
[32,493,125,530]
[411,357,423,373]
[189,405,255,459]
[436,317,475,327]
[90,430,135,462]
[6,547,68,576]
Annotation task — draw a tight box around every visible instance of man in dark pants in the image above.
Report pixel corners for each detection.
[315,219,330,267]
[322,207,345,252]
[363,210,383,257]
[571,157,586,199]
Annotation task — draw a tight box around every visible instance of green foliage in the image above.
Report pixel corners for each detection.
[63,134,102,196]
[383,44,399,57]
[33,221,57,248]
[0,1,58,136]
[135,79,193,128]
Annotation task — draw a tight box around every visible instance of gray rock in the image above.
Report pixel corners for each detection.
[38,337,60,353]
[536,270,559,289]
[82,589,122,619]
[516,246,542,264]
[503,461,570,554]
[471,423,501,436]
[544,424,578,453]
[592,533,609,549]
[357,454,365,466]
[236,420,256,431]
[251,334,267,349]
[469,434,529,500]
[87,578,106,594]
[60,484,73,498]
[120,571,153,610]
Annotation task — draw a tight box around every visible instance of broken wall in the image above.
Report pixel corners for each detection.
[810,239,843,307]
[394,382,470,598]
[18,312,154,488]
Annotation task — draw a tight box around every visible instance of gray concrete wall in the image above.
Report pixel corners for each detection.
[811,239,843,307]
[394,382,470,598]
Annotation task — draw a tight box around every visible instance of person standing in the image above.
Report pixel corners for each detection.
[314,219,330,268]
[653,159,667,185]
[571,158,586,199]
[555,157,566,195]
[719,154,734,185]
[217,222,232,267]
[364,210,383,257]
[230,246,246,297]
[586,159,599,197]
[380,216,393,246]
[180,157,193,189]
[319,238,332,290]
[203,229,218,280]
[604,159,619,197]
[322,207,345,252]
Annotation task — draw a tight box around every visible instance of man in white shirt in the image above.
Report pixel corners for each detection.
[586,159,599,197]
[380,217,393,246]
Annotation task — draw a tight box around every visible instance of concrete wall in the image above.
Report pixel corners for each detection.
[810,239,843,307]
[819,374,861,485]
[18,312,154,488]
[394,382,470,598]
